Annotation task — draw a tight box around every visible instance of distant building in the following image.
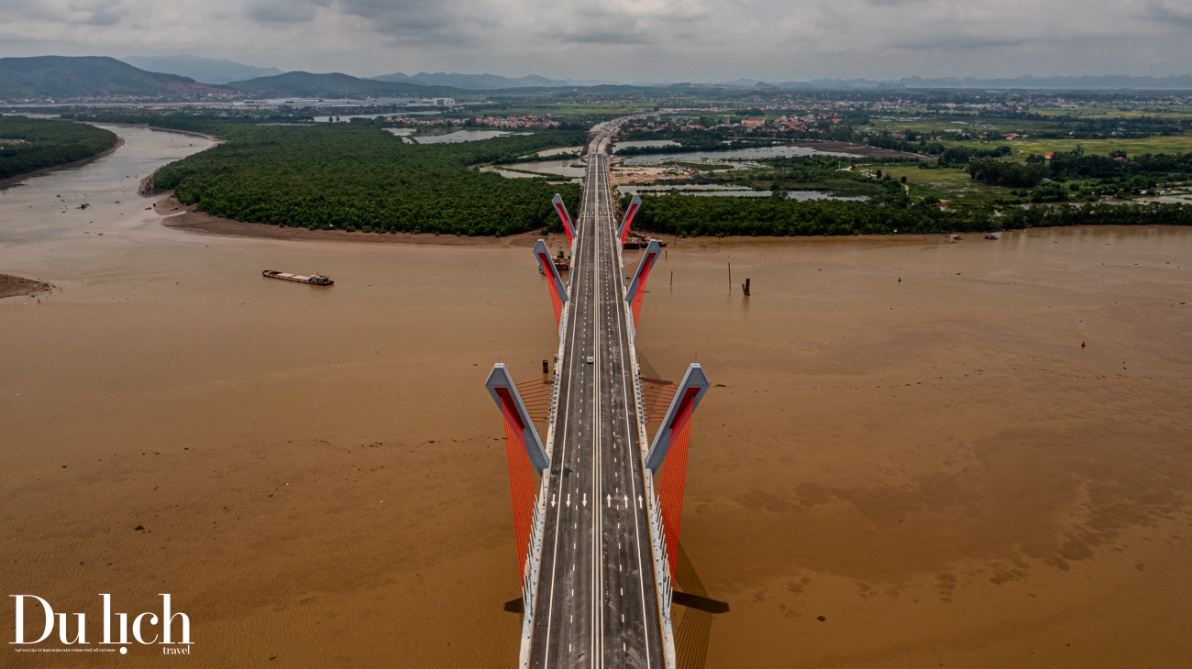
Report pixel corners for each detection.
[431,97,456,107]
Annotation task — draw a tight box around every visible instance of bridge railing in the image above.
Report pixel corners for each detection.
[518,479,548,668]
[519,303,571,667]
[619,233,678,669]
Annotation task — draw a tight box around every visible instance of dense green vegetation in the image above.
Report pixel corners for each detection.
[959,149,1192,200]
[67,109,315,133]
[152,124,584,235]
[0,118,118,181]
[82,91,1192,241]
[967,158,1048,188]
[632,192,1192,237]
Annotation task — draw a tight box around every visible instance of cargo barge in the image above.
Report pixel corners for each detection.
[262,269,334,286]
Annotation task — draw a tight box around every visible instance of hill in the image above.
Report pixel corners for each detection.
[0,56,223,101]
[225,71,459,98]
[121,55,283,85]
[373,72,569,89]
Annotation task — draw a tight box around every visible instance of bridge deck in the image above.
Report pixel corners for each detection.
[529,151,664,668]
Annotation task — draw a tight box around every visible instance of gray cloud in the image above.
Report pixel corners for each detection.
[553,29,650,45]
[0,0,130,25]
[0,0,1188,81]
[890,34,1031,51]
[328,0,492,43]
[245,0,317,23]
[1147,0,1192,27]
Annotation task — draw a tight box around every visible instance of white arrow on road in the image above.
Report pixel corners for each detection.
[623,494,629,508]
[551,494,556,508]
[606,494,612,507]
[638,495,643,509]
[582,493,587,508]
[566,493,571,508]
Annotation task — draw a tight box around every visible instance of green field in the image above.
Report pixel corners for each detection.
[1002,133,1192,157]
[875,163,1015,201]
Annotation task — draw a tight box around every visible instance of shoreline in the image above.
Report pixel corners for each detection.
[153,193,952,247]
[0,137,125,191]
[0,273,53,300]
[154,194,560,247]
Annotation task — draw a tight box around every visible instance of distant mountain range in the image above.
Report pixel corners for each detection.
[373,71,570,89]
[3,55,1192,103]
[121,55,283,85]
[223,71,460,98]
[0,56,222,101]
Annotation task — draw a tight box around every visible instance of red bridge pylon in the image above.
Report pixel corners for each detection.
[645,364,710,575]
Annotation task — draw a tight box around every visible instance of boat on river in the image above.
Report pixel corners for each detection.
[262,269,334,286]
[538,251,571,275]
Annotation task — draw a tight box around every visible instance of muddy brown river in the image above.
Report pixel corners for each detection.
[2,126,1191,667]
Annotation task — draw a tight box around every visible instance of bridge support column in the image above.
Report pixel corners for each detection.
[645,363,710,574]
[618,194,642,245]
[625,238,662,324]
[485,364,549,575]
[552,193,576,245]
[534,239,569,327]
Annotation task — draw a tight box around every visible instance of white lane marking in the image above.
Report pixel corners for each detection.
[539,181,591,669]
[603,164,658,669]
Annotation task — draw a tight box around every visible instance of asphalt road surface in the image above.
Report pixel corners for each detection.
[529,143,664,668]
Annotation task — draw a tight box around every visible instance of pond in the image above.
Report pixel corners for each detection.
[415,130,530,144]
[480,158,587,180]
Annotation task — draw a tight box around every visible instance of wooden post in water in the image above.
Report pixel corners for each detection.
[542,359,549,375]
[742,278,751,296]
[728,262,732,292]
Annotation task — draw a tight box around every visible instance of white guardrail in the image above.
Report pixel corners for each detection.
[518,303,569,667]
[618,228,678,669]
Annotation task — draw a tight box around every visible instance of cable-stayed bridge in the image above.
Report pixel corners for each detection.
[486,123,709,669]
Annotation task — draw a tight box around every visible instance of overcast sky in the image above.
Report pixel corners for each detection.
[1,0,1190,82]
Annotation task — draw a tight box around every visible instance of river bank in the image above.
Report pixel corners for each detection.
[0,137,124,190]
[153,193,552,248]
[153,192,951,248]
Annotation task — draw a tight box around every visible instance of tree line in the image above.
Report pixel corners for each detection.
[630,191,1192,238]
[151,124,585,236]
[964,149,1192,196]
[0,118,117,181]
